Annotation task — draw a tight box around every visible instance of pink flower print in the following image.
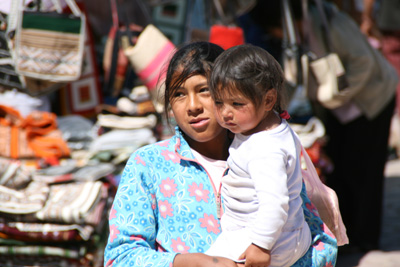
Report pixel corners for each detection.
[171,237,190,253]
[160,178,178,198]
[157,140,170,147]
[161,150,180,163]
[109,224,120,243]
[199,213,220,234]
[109,205,117,220]
[324,262,334,267]
[134,154,146,166]
[188,182,209,202]
[130,234,144,242]
[314,240,325,251]
[159,200,174,218]
[105,259,114,267]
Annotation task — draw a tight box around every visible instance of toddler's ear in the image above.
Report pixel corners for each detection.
[265,88,277,111]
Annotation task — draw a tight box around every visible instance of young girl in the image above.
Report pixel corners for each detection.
[206,44,312,267]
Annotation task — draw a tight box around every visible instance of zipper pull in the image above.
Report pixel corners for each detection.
[216,192,221,219]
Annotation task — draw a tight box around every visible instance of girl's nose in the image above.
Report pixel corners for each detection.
[187,94,202,113]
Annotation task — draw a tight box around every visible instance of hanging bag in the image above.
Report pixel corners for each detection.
[15,0,86,82]
[301,0,349,109]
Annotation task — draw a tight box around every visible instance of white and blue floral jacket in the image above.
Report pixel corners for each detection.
[104,127,338,267]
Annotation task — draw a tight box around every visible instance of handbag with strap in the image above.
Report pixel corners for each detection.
[123,24,175,111]
[15,0,86,82]
[300,0,349,109]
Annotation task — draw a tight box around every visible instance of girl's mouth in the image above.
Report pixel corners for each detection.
[190,118,209,128]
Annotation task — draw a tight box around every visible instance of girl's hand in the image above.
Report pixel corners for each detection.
[238,244,271,267]
[174,253,242,267]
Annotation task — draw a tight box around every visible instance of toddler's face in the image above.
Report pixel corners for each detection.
[213,90,267,135]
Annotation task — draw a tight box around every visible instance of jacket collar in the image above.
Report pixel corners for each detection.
[172,126,197,161]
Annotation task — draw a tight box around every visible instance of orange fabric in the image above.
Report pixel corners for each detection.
[0,105,70,159]
[10,126,19,159]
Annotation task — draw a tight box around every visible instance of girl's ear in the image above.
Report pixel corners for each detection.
[264,89,277,111]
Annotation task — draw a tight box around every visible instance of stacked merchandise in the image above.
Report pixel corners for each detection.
[90,85,158,170]
[0,159,116,267]
[0,105,118,267]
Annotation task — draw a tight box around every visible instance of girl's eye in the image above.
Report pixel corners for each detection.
[199,87,209,93]
[173,91,185,97]
[214,100,223,106]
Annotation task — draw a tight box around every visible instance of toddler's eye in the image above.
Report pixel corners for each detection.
[214,100,223,106]
[233,102,244,106]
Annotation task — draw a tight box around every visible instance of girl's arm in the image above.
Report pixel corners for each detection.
[104,153,177,266]
[174,254,243,267]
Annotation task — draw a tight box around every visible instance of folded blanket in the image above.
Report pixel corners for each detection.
[0,181,49,214]
[35,181,103,224]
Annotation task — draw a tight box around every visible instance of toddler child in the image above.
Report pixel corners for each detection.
[205,44,311,267]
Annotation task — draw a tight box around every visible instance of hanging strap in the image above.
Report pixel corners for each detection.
[212,0,235,26]
[313,0,333,52]
[282,0,298,51]
[103,0,120,96]
[184,0,196,42]
[301,0,333,55]
[282,0,303,86]
[6,0,19,39]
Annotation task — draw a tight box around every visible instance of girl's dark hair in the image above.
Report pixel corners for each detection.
[163,42,224,121]
[209,44,287,114]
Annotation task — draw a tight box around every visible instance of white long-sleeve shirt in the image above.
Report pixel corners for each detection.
[206,120,311,266]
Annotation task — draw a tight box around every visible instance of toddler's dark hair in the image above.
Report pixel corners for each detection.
[209,44,287,114]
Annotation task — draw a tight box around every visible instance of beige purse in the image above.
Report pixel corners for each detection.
[123,24,175,111]
[301,0,349,109]
[306,52,348,109]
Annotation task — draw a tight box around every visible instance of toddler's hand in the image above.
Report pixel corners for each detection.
[238,244,271,267]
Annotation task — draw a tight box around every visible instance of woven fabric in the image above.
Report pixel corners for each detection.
[16,11,85,82]
[35,181,104,224]
[0,181,49,214]
[0,218,94,242]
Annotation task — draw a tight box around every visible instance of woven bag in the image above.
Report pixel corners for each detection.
[15,0,86,82]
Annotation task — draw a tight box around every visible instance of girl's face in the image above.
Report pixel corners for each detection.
[170,74,227,150]
[214,89,277,135]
